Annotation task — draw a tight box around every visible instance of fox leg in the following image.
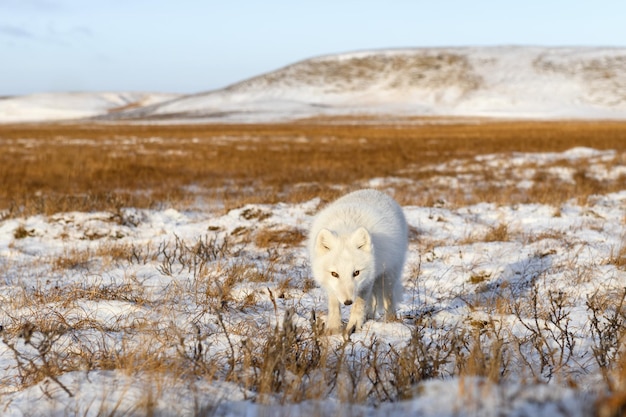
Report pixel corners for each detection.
[373,272,400,321]
[326,294,342,333]
[346,285,373,333]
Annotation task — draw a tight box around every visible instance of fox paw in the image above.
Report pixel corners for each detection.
[344,323,358,337]
[346,317,364,334]
[325,318,343,335]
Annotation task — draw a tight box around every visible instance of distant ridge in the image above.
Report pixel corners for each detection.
[105,46,626,122]
[3,46,626,123]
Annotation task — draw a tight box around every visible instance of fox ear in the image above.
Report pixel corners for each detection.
[315,228,337,254]
[351,227,372,252]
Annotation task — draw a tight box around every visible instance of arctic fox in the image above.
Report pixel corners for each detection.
[308,189,408,333]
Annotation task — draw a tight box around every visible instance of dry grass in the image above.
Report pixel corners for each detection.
[248,52,483,94]
[254,227,307,249]
[1,120,626,217]
[610,244,626,269]
[53,247,92,271]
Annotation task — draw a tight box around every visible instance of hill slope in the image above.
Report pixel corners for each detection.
[108,46,626,122]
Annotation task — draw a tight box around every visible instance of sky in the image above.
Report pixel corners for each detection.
[1,0,626,96]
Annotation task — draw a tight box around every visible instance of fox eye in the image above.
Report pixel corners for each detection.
[353,270,360,277]
[331,271,339,278]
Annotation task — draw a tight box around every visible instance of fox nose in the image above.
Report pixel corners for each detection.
[344,299,353,306]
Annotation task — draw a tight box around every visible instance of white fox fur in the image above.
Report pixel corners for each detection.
[308,189,408,333]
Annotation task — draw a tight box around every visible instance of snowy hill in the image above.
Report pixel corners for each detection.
[0,92,180,123]
[3,46,626,123]
[106,46,626,122]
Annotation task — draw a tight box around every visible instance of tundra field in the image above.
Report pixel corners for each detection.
[1,119,626,416]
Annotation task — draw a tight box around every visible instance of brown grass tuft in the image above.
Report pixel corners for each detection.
[254,227,307,249]
[483,223,510,242]
[610,244,626,269]
[13,224,35,239]
[53,248,92,271]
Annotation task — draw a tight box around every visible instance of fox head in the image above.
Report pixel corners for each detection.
[313,227,375,306]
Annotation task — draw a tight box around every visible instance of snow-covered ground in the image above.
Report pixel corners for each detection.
[1,146,625,416]
[0,92,180,123]
[2,46,626,123]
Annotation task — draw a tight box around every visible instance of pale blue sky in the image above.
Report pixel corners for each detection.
[2,0,625,96]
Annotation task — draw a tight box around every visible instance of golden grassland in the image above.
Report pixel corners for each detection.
[1,119,626,217]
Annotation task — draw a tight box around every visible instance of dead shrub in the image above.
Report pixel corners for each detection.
[587,288,626,389]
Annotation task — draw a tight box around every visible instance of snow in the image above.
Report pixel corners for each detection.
[0,92,180,123]
[1,146,625,416]
[2,47,626,123]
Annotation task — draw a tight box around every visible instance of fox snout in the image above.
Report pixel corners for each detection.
[343,299,353,306]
